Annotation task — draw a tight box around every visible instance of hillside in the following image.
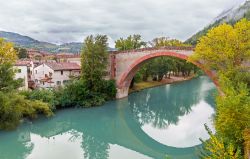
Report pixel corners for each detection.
[0,31,83,53]
[186,0,250,45]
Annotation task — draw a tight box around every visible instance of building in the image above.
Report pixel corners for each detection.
[55,53,81,65]
[14,60,34,90]
[34,62,81,88]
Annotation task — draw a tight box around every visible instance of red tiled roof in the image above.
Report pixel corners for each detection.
[15,60,32,66]
[45,62,81,71]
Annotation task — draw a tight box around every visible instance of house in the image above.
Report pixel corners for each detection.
[14,60,34,90]
[34,62,81,88]
[55,53,81,65]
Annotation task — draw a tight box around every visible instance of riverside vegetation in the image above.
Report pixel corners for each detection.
[0,35,117,130]
[189,19,250,159]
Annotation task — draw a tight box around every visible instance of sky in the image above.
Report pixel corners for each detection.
[0,0,246,46]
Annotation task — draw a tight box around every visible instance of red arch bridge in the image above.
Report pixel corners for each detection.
[108,47,218,99]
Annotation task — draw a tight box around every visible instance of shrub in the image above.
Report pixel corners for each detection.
[54,79,116,108]
[0,92,53,130]
[20,89,57,110]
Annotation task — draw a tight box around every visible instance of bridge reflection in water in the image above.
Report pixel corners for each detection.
[0,76,217,159]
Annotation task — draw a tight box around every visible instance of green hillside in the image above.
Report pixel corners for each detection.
[186,1,250,45]
[0,31,83,53]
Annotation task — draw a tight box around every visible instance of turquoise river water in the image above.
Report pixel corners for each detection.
[0,76,217,159]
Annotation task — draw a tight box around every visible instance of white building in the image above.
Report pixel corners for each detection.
[34,62,81,88]
[14,61,34,90]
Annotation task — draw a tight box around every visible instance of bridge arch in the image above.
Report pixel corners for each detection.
[116,51,218,98]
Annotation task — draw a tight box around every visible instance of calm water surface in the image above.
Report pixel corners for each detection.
[0,76,217,159]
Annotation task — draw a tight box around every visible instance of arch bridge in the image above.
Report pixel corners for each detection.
[109,47,218,98]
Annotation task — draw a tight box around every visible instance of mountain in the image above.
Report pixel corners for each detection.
[0,31,83,53]
[186,0,250,45]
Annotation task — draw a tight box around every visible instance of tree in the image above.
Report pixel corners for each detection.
[15,47,28,59]
[81,35,109,90]
[0,38,17,65]
[115,34,146,51]
[0,38,53,130]
[190,19,250,157]
[189,19,250,75]
[150,37,191,48]
[0,63,22,92]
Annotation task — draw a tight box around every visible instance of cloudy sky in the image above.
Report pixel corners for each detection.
[0,0,246,45]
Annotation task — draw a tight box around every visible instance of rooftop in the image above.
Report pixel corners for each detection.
[44,62,81,71]
[15,60,32,66]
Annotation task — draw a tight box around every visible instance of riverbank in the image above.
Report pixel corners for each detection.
[129,75,195,94]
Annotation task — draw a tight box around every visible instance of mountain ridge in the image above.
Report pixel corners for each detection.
[186,0,250,45]
[0,31,83,53]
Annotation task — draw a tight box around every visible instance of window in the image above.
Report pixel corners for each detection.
[35,70,37,74]
[61,71,63,75]
[18,69,21,73]
[49,72,53,77]
[56,81,61,85]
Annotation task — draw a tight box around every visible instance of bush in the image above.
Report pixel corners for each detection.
[54,79,116,108]
[215,80,250,148]
[20,89,57,110]
[0,92,53,130]
[200,125,243,159]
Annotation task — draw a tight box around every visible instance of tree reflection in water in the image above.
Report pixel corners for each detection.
[81,134,109,159]
[128,76,216,129]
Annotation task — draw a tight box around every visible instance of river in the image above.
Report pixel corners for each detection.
[0,76,217,159]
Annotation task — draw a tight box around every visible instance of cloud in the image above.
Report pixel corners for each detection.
[0,0,244,44]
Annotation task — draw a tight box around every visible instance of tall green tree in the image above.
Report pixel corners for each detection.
[81,35,109,90]
[115,34,146,51]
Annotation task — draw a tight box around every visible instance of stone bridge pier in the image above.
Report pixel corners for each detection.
[108,47,218,99]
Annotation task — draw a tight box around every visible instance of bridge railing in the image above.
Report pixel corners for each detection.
[109,46,195,54]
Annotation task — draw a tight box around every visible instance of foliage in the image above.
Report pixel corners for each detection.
[190,19,250,73]
[200,125,242,159]
[0,92,53,130]
[54,80,116,108]
[20,89,57,110]
[136,56,198,83]
[81,35,108,89]
[215,76,250,148]
[115,34,147,51]
[0,62,23,92]
[0,39,53,130]
[192,19,250,158]
[0,38,17,65]
[15,47,28,59]
[150,37,191,47]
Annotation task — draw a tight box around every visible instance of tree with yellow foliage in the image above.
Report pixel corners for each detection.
[190,19,250,158]
[0,38,53,130]
[190,19,250,72]
[0,38,17,65]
